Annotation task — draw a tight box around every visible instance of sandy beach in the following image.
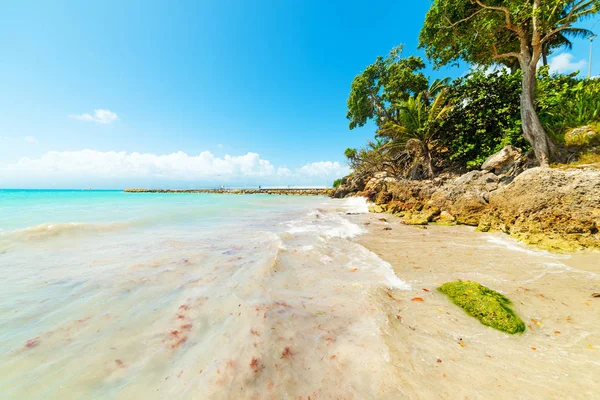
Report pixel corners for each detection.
[350,211,600,399]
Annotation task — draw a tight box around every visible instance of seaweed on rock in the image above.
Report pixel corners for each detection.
[438,281,526,334]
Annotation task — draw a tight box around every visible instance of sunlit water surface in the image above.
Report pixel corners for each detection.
[1,190,407,399]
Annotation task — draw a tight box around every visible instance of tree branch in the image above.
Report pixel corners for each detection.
[491,42,520,60]
[443,8,484,28]
[474,0,523,35]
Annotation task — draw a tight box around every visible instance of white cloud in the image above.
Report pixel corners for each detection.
[277,167,292,176]
[70,109,119,124]
[299,161,350,177]
[548,53,587,74]
[0,149,350,188]
[24,136,38,144]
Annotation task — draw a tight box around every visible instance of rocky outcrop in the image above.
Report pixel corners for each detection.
[331,175,366,198]
[481,145,525,175]
[358,146,600,251]
[478,167,600,251]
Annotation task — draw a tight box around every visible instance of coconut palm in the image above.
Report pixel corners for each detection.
[542,27,594,66]
[377,89,453,178]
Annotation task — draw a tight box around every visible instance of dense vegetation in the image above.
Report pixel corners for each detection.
[344,1,600,181]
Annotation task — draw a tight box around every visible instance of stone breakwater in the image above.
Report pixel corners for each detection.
[124,188,334,196]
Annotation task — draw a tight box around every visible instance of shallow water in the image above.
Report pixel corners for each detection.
[0,191,408,399]
[1,190,598,399]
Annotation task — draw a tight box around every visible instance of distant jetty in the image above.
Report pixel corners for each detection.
[124,188,333,196]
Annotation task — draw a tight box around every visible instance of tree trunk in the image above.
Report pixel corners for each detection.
[542,50,548,67]
[422,144,435,177]
[520,64,552,167]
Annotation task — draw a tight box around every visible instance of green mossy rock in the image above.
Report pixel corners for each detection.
[438,281,526,334]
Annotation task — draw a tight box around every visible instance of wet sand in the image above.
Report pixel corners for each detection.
[353,212,600,399]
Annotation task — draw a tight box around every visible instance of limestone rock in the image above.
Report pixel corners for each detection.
[403,211,433,225]
[481,145,523,175]
[363,164,600,251]
[481,167,600,251]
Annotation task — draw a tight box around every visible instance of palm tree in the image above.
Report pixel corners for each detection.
[377,89,453,178]
[542,27,593,66]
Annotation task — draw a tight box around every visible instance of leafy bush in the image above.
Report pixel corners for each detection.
[537,67,600,141]
[440,70,526,170]
[333,178,343,188]
[345,64,600,177]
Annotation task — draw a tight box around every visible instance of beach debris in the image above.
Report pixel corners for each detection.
[280,347,295,359]
[349,268,358,272]
[250,357,265,373]
[531,318,543,327]
[411,297,424,302]
[592,293,600,298]
[383,227,392,231]
[422,288,430,292]
[531,347,537,351]
[24,337,40,349]
[438,281,526,334]
[437,359,442,363]
[554,331,561,335]
[379,218,387,222]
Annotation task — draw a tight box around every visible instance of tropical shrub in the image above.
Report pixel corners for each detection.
[378,88,453,177]
[537,67,600,141]
[440,70,525,170]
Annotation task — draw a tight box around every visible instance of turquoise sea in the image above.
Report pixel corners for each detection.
[0,190,407,399]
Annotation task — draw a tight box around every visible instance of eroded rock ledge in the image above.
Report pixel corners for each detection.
[333,146,600,252]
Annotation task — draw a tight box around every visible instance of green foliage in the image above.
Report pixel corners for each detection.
[379,89,453,176]
[438,281,526,334]
[343,140,410,180]
[419,1,600,69]
[420,1,600,165]
[440,69,526,169]
[347,45,429,130]
[333,178,343,188]
[537,68,600,140]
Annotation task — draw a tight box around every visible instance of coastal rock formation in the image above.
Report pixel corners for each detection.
[334,147,600,251]
[479,167,600,251]
[480,145,524,175]
[331,175,366,198]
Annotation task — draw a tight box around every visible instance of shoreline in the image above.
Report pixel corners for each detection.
[349,210,600,398]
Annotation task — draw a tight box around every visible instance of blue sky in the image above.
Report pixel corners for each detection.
[0,1,598,188]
